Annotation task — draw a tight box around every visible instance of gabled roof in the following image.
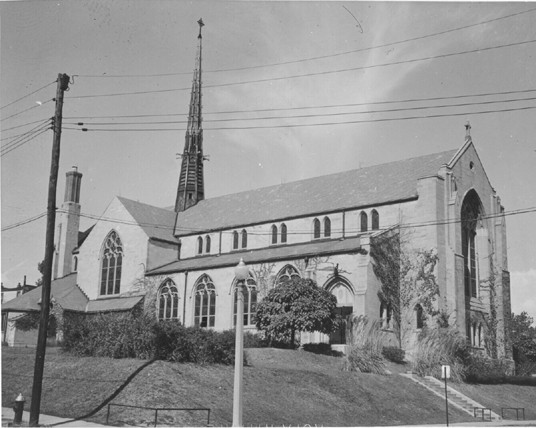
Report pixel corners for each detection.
[148,235,362,275]
[117,196,178,243]
[1,273,88,313]
[174,149,458,236]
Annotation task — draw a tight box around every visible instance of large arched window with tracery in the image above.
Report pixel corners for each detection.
[99,231,123,296]
[233,276,257,327]
[275,265,301,285]
[461,190,482,298]
[158,279,180,321]
[194,275,217,328]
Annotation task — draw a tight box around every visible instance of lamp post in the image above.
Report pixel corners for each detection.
[233,258,248,427]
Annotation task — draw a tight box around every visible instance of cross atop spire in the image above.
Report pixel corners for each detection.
[175,19,206,213]
[465,121,472,143]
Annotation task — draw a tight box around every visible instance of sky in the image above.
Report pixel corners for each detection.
[1,1,535,319]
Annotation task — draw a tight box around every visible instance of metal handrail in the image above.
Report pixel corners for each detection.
[502,407,525,420]
[473,407,492,421]
[106,402,211,427]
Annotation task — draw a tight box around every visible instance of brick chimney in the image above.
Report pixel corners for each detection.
[53,167,82,279]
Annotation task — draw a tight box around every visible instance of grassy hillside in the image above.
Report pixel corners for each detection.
[2,347,534,426]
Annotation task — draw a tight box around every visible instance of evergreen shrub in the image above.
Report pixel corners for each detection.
[382,346,405,363]
[62,311,236,364]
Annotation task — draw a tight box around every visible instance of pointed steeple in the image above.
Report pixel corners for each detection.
[175,19,206,213]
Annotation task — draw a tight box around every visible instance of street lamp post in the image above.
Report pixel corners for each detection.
[233,258,248,427]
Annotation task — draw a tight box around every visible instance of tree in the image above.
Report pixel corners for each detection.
[511,311,536,374]
[255,277,338,348]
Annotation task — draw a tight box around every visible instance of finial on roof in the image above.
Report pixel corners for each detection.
[198,18,204,39]
[465,121,472,142]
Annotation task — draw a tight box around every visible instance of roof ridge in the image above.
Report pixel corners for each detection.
[190,148,458,205]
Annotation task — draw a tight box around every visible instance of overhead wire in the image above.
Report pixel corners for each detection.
[74,7,536,77]
[1,99,53,122]
[62,88,536,120]
[62,104,536,132]
[0,81,56,110]
[1,123,51,157]
[67,39,536,99]
[1,117,53,133]
[1,119,52,141]
[63,95,536,127]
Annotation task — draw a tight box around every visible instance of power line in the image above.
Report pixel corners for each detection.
[1,119,52,142]
[63,96,536,127]
[63,104,536,132]
[1,118,53,133]
[62,88,536,120]
[1,212,47,232]
[1,99,53,122]
[75,7,536,77]
[1,126,51,157]
[1,121,51,150]
[0,81,56,110]
[67,39,536,99]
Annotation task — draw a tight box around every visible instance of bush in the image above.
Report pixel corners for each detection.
[382,346,405,363]
[465,374,536,386]
[464,355,513,382]
[302,343,343,357]
[62,312,237,365]
[243,331,269,348]
[345,316,387,374]
[412,327,470,382]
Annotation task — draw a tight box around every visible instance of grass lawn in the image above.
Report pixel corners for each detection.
[3,346,532,426]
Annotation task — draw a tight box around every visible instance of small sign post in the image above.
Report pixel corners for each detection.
[441,365,451,427]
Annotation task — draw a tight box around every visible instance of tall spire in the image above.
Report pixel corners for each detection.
[175,19,205,213]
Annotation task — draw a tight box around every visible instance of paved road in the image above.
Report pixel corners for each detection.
[1,407,108,427]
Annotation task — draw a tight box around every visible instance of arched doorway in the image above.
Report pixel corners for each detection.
[325,278,355,345]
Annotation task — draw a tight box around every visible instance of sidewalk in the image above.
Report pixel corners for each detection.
[1,408,107,427]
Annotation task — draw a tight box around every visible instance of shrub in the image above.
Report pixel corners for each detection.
[62,312,237,365]
[464,354,513,382]
[411,327,470,382]
[345,316,387,374]
[302,343,343,357]
[382,346,405,363]
[243,331,269,348]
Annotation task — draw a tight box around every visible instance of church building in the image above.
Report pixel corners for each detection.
[2,20,512,358]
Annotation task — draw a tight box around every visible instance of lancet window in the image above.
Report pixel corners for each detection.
[99,231,123,296]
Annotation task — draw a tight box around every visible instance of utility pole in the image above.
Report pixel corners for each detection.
[29,73,69,427]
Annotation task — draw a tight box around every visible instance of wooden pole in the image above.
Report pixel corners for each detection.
[29,73,69,427]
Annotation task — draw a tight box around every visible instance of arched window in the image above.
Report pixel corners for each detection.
[477,324,483,348]
[233,276,257,327]
[241,229,248,248]
[99,231,123,296]
[281,223,287,243]
[205,235,211,253]
[194,275,216,328]
[197,236,203,255]
[324,217,331,237]
[461,191,482,298]
[360,211,368,232]
[313,218,321,239]
[371,209,379,231]
[72,256,78,272]
[275,265,301,285]
[157,279,180,321]
[232,231,239,250]
[415,304,424,329]
[271,224,278,245]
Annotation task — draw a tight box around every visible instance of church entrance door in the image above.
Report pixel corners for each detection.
[328,282,354,345]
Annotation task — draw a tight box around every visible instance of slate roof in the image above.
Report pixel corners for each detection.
[117,196,178,243]
[174,149,458,236]
[148,235,362,275]
[1,274,143,314]
[1,274,87,313]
